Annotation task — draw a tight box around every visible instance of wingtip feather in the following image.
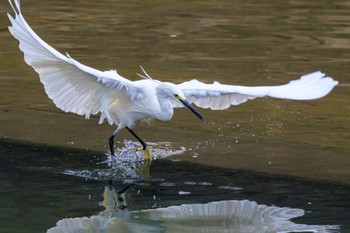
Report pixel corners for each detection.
[270,71,338,100]
[8,0,21,15]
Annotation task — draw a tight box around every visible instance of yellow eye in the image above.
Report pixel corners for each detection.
[175,94,185,101]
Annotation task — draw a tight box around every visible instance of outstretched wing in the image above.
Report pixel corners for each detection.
[175,72,338,110]
[7,0,142,124]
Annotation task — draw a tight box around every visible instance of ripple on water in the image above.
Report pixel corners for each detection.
[218,185,244,191]
[47,186,340,233]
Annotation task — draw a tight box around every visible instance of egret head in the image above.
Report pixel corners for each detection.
[159,82,206,123]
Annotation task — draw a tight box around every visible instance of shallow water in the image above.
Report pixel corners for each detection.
[0,0,349,232]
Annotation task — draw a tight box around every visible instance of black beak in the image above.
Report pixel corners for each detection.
[179,99,206,123]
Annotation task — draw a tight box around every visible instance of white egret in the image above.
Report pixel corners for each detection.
[7,0,338,159]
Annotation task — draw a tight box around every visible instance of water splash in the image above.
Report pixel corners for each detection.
[63,140,186,181]
[108,140,186,159]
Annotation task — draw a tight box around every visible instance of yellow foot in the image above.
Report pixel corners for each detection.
[136,146,152,179]
[137,146,153,160]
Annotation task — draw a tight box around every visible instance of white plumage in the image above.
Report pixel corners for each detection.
[176,71,338,110]
[7,0,338,159]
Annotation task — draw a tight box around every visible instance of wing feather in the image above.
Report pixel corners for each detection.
[177,72,338,110]
[7,0,142,123]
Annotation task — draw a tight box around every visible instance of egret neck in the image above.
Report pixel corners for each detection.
[155,86,174,121]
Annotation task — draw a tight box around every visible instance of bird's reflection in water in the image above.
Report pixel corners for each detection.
[47,185,338,233]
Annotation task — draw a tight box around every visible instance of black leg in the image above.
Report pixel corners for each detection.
[126,127,147,149]
[109,134,115,156]
[109,128,121,156]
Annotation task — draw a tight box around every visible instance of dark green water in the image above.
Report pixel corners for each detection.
[0,139,348,232]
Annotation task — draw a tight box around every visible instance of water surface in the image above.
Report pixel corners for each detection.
[0,139,348,232]
[0,0,349,232]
